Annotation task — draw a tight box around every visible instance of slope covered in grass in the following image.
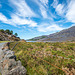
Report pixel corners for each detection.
[9,42,75,75]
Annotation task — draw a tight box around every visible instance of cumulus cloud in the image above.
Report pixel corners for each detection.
[66,0,75,23]
[37,23,63,32]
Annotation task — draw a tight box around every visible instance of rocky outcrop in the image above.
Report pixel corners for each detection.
[0,32,20,41]
[0,42,27,75]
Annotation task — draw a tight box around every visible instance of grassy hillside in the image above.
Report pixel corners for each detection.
[9,42,75,75]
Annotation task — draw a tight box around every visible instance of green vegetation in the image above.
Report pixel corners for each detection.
[28,36,47,41]
[0,41,10,43]
[9,42,75,75]
[0,29,18,36]
[14,33,18,37]
[28,38,39,41]
[0,73,1,75]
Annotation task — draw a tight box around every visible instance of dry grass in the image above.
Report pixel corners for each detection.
[9,42,75,75]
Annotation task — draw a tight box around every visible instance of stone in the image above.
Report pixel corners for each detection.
[6,66,27,75]
[0,43,27,75]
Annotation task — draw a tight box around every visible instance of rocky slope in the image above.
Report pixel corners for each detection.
[28,26,75,42]
[0,31,20,41]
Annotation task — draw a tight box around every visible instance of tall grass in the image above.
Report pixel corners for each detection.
[9,42,75,75]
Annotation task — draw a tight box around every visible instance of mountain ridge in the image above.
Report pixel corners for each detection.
[28,26,75,42]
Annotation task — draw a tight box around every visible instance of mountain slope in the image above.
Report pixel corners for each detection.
[28,26,75,42]
[0,30,20,41]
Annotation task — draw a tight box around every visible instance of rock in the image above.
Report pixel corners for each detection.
[6,66,27,75]
[2,46,9,50]
[2,42,10,50]
[4,50,15,59]
[0,43,27,75]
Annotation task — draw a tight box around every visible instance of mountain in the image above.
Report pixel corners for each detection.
[0,30,20,41]
[28,26,75,42]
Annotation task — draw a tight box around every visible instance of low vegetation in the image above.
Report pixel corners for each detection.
[9,42,75,75]
[0,73,1,75]
[0,41,10,43]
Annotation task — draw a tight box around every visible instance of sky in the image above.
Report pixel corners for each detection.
[0,0,75,39]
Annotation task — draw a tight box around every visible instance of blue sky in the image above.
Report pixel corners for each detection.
[0,0,75,39]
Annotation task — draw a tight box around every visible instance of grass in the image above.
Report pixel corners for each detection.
[9,42,75,75]
[0,41,10,43]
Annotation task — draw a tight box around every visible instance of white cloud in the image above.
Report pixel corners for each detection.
[51,0,65,16]
[9,0,36,18]
[37,23,63,32]
[0,13,37,27]
[51,0,58,8]
[0,13,8,22]
[55,4,64,15]
[0,0,38,27]
[40,5,48,18]
[34,0,48,18]
[66,0,75,23]
[40,0,48,6]
[0,13,12,25]
[10,14,37,27]
[0,0,38,28]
